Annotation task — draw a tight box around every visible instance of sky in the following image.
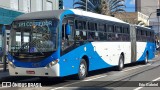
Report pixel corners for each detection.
[64,0,135,12]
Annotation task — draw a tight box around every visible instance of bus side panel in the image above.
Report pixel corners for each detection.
[137,42,155,61]
[147,42,155,60]
[136,42,146,61]
[92,42,131,65]
[59,43,112,77]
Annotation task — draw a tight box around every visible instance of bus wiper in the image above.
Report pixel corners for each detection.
[14,42,29,55]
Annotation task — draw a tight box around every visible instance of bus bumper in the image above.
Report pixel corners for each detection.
[8,64,60,77]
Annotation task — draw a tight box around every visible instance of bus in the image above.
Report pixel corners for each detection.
[7,9,155,80]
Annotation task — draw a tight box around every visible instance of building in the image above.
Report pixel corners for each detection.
[115,12,138,24]
[0,0,60,62]
[135,0,160,33]
[135,0,159,16]
[0,0,59,13]
[115,12,149,26]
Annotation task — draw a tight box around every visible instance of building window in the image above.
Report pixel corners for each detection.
[7,33,10,35]
[23,0,31,13]
[11,0,19,10]
[37,0,43,11]
[46,1,53,10]
[7,37,10,40]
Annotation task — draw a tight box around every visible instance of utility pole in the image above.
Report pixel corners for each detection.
[159,0,160,38]
[2,25,6,72]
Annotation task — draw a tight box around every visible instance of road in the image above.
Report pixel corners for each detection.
[0,56,160,90]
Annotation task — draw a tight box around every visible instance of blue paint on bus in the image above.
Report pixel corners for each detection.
[7,51,59,68]
[137,42,155,62]
[59,43,112,76]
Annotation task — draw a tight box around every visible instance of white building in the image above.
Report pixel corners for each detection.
[0,0,59,13]
[136,0,160,33]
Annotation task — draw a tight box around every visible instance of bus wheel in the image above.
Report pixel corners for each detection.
[143,53,148,64]
[117,55,124,71]
[78,59,87,80]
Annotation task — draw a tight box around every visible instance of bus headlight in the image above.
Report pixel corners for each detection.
[49,59,59,67]
[8,61,15,68]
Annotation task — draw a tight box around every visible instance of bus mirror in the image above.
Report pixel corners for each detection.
[65,24,71,35]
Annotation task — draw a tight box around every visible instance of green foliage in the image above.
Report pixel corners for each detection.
[74,0,126,15]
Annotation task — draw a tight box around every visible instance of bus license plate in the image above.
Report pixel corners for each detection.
[26,70,35,74]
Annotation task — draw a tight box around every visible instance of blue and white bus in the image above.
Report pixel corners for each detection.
[7,9,155,80]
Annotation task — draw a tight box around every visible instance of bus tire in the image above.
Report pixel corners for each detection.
[117,55,124,71]
[143,53,148,64]
[78,59,87,80]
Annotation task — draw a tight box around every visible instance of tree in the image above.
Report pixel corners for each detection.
[74,0,126,15]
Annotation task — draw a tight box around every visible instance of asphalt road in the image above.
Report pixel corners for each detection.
[0,56,160,90]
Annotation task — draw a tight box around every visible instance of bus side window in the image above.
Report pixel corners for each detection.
[62,21,74,50]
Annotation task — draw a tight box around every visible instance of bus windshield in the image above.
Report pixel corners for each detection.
[10,19,58,62]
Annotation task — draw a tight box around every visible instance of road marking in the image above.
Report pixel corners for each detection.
[121,64,150,72]
[84,75,108,81]
[134,76,160,90]
[51,64,151,90]
[152,77,160,81]
[51,81,83,90]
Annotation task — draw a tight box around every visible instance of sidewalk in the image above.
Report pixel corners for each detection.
[0,63,9,79]
[0,63,8,69]
[0,72,9,81]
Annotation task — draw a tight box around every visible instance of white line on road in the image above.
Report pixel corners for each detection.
[121,64,150,73]
[51,81,84,90]
[51,64,151,90]
[152,77,160,81]
[84,75,108,81]
[134,76,160,90]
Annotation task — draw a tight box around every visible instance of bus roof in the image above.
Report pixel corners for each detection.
[14,9,128,24]
[136,25,153,31]
[69,9,128,24]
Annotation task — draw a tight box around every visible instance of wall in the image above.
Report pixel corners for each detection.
[0,0,10,9]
